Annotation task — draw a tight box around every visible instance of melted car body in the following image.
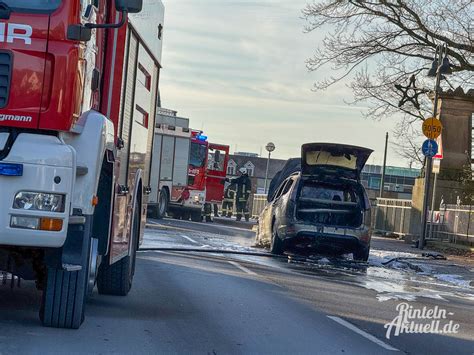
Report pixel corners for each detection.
[256,143,373,261]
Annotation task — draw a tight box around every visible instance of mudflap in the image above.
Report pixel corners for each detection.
[40,217,93,329]
[97,204,139,296]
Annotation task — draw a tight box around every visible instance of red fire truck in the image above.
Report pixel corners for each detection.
[167,131,230,221]
[149,122,229,222]
[0,0,163,329]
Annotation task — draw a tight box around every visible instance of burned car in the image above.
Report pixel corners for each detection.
[256,143,373,261]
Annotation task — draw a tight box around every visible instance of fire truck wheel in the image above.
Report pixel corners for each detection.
[39,237,92,329]
[96,205,139,296]
[182,211,191,220]
[157,189,169,219]
[190,211,202,222]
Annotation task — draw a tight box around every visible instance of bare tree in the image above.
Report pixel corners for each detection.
[303,0,473,164]
[392,117,425,167]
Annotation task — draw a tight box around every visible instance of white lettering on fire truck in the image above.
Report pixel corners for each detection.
[0,23,33,45]
[0,114,33,123]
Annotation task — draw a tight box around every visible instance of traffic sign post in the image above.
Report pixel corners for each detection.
[422,139,438,158]
[419,117,443,249]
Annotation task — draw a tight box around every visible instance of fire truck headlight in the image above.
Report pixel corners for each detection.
[10,216,40,230]
[13,192,65,213]
[194,195,199,202]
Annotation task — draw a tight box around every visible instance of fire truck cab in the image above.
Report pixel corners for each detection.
[0,0,164,329]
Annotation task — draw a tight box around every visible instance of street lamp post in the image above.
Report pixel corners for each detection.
[263,142,275,194]
[379,132,389,198]
[419,43,452,249]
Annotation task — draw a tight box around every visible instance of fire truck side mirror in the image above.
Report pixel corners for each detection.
[84,0,143,30]
[115,0,143,13]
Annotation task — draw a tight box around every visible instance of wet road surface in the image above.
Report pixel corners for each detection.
[0,218,473,354]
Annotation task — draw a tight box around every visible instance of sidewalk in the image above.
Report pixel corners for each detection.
[372,236,474,266]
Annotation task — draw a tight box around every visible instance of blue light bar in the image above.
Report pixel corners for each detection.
[0,163,23,176]
[197,135,208,141]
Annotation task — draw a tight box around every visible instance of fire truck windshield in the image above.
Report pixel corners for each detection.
[189,142,207,168]
[1,0,61,12]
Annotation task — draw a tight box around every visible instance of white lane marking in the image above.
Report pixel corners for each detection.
[228,261,258,276]
[327,316,399,352]
[180,235,199,244]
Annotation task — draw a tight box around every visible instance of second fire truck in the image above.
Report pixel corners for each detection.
[148,109,229,221]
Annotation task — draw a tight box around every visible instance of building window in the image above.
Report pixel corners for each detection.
[227,159,236,175]
[135,105,149,128]
[137,63,151,91]
[368,176,381,190]
[244,161,255,177]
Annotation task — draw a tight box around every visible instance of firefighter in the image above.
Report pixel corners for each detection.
[203,203,213,222]
[227,167,252,222]
[221,183,236,218]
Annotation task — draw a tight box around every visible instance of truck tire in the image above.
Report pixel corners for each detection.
[97,204,139,296]
[40,236,92,329]
[157,189,168,219]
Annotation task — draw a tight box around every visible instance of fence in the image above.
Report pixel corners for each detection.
[373,198,474,246]
[432,204,474,246]
[251,194,268,219]
[373,198,412,236]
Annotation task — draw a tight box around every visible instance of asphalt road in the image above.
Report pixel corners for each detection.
[1,218,473,354]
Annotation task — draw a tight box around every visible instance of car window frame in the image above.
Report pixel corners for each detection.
[271,177,293,202]
[280,178,294,197]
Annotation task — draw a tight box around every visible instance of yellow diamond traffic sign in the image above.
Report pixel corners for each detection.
[422,117,442,139]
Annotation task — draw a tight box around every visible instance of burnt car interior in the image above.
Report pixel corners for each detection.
[295,180,364,228]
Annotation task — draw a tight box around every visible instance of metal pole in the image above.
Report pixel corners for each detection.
[428,172,438,240]
[379,132,389,198]
[420,46,443,249]
[263,151,271,194]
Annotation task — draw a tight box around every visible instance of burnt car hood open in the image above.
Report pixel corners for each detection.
[301,143,373,181]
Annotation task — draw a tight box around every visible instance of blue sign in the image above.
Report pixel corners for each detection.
[422,139,438,157]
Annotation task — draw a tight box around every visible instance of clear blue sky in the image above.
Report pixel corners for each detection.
[160,0,404,166]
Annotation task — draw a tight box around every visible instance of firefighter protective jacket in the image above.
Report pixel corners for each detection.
[229,174,252,201]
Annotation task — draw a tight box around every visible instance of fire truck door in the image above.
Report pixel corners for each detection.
[205,144,229,203]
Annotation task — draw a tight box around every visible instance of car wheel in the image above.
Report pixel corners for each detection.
[270,225,284,255]
[353,245,370,262]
